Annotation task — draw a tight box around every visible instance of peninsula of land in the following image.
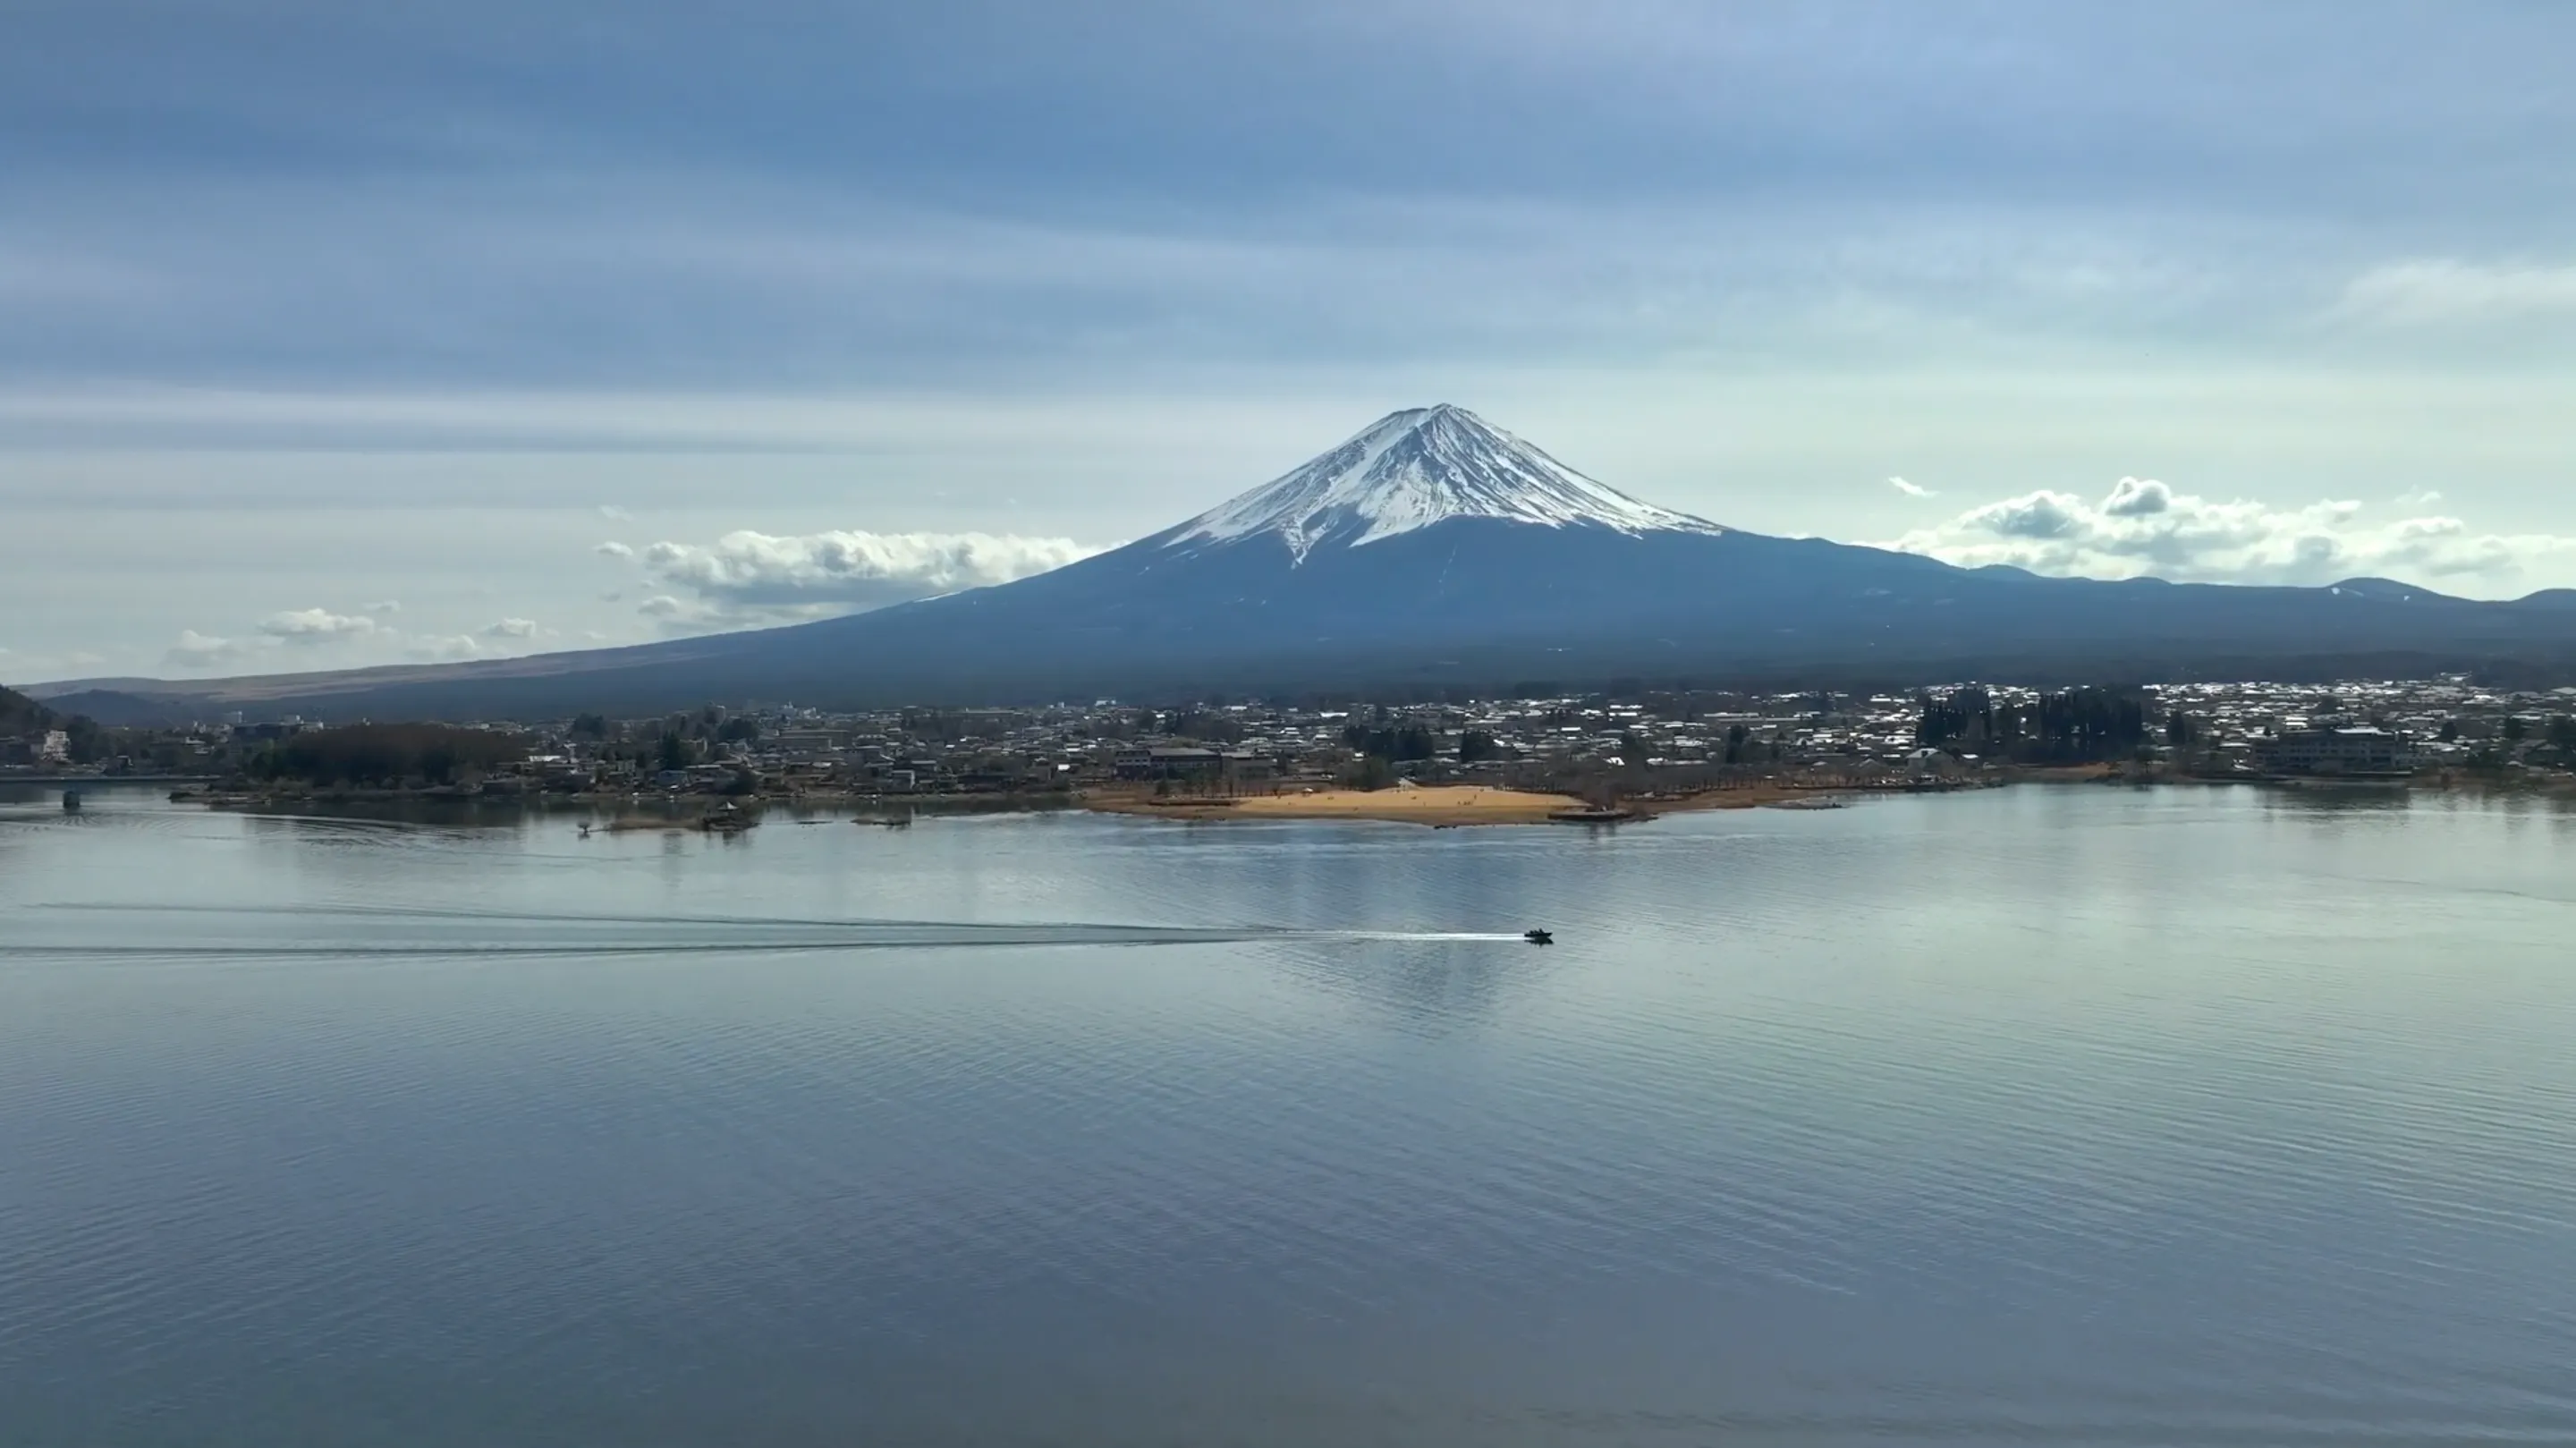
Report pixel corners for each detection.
[1082,780,1911,826]
[1089,783,1580,826]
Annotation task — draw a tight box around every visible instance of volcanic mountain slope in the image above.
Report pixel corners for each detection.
[41,405,2576,718]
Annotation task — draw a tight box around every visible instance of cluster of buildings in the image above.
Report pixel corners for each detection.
[514,678,2576,795]
[13,677,2576,792]
[0,714,380,780]
[0,730,72,770]
[1,724,233,776]
[0,726,67,773]
[530,695,1922,797]
[2157,676,2576,777]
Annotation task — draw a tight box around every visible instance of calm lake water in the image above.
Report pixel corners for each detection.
[4,783,2573,1446]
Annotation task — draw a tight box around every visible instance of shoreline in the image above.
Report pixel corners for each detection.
[98,767,2576,832]
[156,779,1912,829]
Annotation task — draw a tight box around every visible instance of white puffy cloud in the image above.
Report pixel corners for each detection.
[164,630,241,668]
[405,635,482,663]
[1883,478,2576,596]
[2100,477,2171,517]
[258,607,380,642]
[631,592,739,637]
[1889,476,1936,498]
[633,594,722,636]
[2334,259,2576,326]
[596,541,636,560]
[633,529,1098,612]
[143,606,554,676]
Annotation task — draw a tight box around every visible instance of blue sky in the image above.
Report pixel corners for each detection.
[5,2,2573,680]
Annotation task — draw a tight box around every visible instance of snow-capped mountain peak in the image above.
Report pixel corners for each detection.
[1158,404,1726,562]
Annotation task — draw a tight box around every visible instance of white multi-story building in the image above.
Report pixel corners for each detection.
[2254,726,2415,777]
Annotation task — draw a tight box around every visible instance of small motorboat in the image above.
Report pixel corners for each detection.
[1522,928,1554,944]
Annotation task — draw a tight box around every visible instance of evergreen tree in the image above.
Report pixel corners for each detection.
[1925,686,2145,763]
[1343,724,1437,761]
[657,732,692,773]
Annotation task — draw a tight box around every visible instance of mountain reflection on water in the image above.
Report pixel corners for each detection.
[4,783,2574,1447]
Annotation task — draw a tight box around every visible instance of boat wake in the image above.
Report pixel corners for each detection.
[11,903,1532,960]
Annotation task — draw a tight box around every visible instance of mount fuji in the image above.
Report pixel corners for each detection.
[1154,403,1725,560]
[38,405,2576,719]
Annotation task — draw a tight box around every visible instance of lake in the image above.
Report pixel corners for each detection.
[4,783,2573,1446]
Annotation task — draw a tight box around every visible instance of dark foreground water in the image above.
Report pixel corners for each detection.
[3,784,2572,1446]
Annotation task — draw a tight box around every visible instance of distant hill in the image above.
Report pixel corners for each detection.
[1,683,55,734]
[38,405,2576,719]
[26,690,201,729]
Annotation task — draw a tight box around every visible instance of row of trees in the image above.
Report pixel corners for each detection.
[1338,724,1516,763]
[245,724,530,787]
[1342,724,1440,761]
[1917,686,2150,763]
[1325,724,1513,789]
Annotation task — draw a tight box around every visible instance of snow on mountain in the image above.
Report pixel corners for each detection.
[1157,404,1726,562]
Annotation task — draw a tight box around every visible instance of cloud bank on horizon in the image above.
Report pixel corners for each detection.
[154,611,569,675]
[3,1,2572,679]
[1885,481,2576,591]
[616,529,1100,633]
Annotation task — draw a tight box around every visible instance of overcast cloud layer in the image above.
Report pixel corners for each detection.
[4,2,2572,681]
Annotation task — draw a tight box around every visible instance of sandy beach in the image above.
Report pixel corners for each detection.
[1080,781,1905,826]
[1085,783,1588,826]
